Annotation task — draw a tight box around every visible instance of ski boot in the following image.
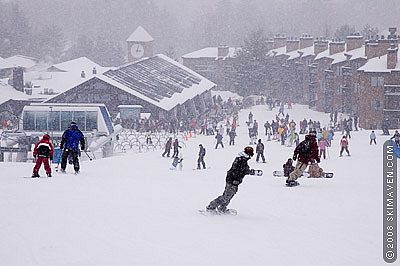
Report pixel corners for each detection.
[47,173,52,177]
[31,173,40,178]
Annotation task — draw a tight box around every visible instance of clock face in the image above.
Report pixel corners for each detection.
[131,43,145,59]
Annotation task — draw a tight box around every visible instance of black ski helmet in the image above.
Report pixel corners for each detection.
[244,146,254,157]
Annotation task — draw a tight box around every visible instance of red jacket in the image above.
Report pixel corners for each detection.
[294,135,319,164]
[33,134,54,158]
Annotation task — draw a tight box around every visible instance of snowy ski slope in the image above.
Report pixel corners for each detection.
[0,104,395,266]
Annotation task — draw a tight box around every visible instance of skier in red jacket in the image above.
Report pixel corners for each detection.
[32,134,54,177]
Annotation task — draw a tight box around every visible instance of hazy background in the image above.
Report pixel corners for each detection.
[1,0,399,65]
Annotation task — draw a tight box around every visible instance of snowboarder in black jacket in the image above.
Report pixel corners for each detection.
[206,146,257,213]
[197,144,206,169]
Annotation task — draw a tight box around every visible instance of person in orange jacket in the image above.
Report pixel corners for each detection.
[32,134,54,177]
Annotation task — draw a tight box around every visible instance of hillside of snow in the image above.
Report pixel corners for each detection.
[0,104,396,266]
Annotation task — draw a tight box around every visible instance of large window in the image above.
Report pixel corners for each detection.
[371,77,384,87]
[22,109,99,132]
[61,111,73,130]
[35,112,47,131]
[86,112,98,131]
[74,111,86,130]
[49,111,60,131]
[23,111,35,130]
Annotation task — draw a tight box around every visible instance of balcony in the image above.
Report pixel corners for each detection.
[384,85,400,95]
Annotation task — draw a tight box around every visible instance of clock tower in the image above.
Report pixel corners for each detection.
[126,26,154,62]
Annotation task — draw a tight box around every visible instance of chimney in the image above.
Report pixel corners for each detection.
[387,43,398,69]
[329,41,345,55]
[346,33,364,52]
[92,67,97,75]
[12,67,24,92]
[266,40,274,51]
[373,27,399,58]
[300,34,314,49]
[365,40,379,59]
[81,71,86,78]
[314,39,329,55]
[273,34,287,49]
[286,38,300,53]
[218,45,229,58]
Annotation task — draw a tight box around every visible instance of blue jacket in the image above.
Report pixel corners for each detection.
[60,125,85,150]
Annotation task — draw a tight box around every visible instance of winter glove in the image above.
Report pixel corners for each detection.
[81,145,85,151]
[292,154,297,161]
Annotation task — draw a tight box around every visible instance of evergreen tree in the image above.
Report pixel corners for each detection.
[233,29,270,96]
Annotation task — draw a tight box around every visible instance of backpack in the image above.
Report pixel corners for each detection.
[296,139,311,155]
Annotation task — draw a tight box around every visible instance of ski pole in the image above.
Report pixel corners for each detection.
[84,150,93,161]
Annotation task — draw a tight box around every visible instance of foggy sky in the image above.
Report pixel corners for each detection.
[5,0,400,56]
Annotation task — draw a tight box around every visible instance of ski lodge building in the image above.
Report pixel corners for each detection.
[44,26,216,122]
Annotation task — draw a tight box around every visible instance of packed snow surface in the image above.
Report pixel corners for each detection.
[0,104,395,266]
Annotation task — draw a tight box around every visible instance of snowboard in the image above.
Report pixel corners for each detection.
[273,170,333,178]
[254,169,263,176]
[198,209,238,216]
[286,181,300,187]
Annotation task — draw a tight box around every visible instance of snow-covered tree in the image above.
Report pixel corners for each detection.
[233,29,271,96]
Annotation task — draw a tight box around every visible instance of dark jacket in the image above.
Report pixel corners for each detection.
[294,134,319,164]
[215,133,223,142]
[228,130,236,139]
[226,152,253,185]
[60,125,85,150]
[256,142,264,153]
[165,139,172,149]
[199,146,206,157]
[173,139,180,151]
[283,161,294,177]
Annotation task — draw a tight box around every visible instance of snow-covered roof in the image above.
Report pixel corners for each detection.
[24,58,109,98]
[286,46,315,60]
[46,57,106,73]
[267,46,287,57]
[0,57,15,70]
[126,26,154,42]
[0,84,30,105]
[45,54,216,111]
[314,49,331,61]
[358,53,400,72]
[315,45,366,64]
[5,55,38,69]
[182,47,239,59]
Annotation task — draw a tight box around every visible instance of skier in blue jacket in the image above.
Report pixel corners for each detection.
[60,121,85,174]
